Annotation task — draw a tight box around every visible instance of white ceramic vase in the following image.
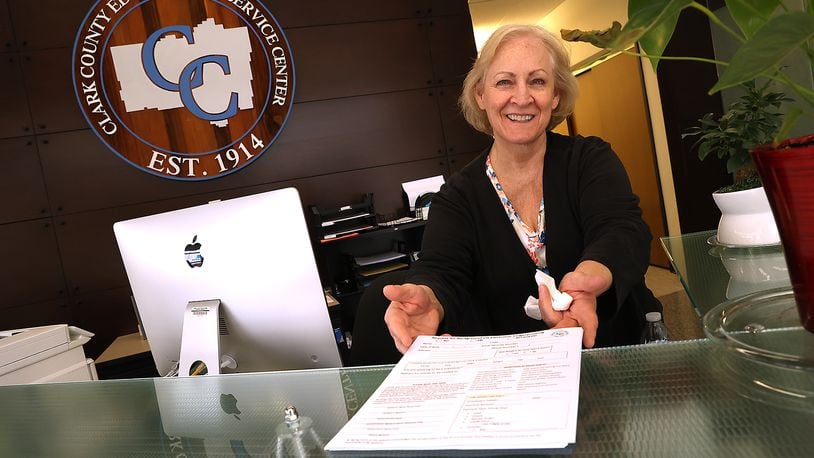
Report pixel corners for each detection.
[712,186,780,246]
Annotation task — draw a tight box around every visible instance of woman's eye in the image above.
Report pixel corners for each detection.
[496,79,512,86]
[531,78,546,86]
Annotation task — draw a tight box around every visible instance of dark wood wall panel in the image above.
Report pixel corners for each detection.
[272,0,424,28]
[56,210,132,294]
[20,48,86,134]
[35,90,465,215]
[243,89,447,181]
[37,130,181,214]
[0,56,32,137]
[0,300,72,334]
[0,219,66,309]
[448,150,481,174]
[0,137,50,224]
[436,84,491,155]
[7,0,95,50]
[428,15,478,85]
[36,130,267,214]
[289,20,433,102]
[0,0,13,52]
[424,0,471,16]
[72,287,140,357]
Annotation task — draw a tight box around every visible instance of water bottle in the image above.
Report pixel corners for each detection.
[641,311,670,344]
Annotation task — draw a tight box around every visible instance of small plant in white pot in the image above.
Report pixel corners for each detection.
[682,80,791,246]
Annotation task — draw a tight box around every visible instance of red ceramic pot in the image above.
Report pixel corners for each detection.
[752,134,814,332]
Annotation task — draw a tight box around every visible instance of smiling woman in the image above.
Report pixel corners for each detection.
[476,35,560,147]
[350,24,664,365]
[467,31,566,231]
[460,24,578,135]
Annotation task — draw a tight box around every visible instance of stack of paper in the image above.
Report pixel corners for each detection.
[354,251,407,267]
[325,328,583,453]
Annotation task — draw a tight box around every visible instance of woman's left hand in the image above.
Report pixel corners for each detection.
[538,261,612,348]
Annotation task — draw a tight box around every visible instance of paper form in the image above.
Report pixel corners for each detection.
[325,328,582,452]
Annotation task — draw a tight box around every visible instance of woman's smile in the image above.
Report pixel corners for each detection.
[506,114,535,122]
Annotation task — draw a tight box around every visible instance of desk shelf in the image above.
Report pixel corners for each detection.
[309,204,426,342]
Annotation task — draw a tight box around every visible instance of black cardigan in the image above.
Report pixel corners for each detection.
[406,132,661,347]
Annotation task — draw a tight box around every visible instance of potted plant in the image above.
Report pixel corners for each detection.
[682,80,791,246]
[560,0,814,332]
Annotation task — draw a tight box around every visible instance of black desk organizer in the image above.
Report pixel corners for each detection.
[351,248,410,289]
[308,194,427,352]
[309,193,378,242]
[314,218,426,300]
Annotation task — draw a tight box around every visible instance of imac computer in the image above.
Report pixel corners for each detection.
[113,187,343,377]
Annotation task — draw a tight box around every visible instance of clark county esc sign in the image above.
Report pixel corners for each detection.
[71,0,294,180]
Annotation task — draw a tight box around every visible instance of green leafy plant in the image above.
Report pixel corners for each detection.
[560,0,814,142]
[683,80,792,192]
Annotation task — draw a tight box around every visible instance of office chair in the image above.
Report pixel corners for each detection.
[348,270,410,366]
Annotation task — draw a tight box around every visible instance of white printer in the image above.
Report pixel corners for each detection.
[0,324,97,385]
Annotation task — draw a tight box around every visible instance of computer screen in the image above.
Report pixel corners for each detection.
[113,187,342,376]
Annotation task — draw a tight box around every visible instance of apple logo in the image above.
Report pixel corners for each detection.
[220,393,241,420]
[184,235,204,268]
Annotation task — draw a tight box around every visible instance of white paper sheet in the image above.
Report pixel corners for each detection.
[325,328,583,452]
[402,175,445,210]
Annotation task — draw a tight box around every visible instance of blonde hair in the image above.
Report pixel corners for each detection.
[459,24,578,134]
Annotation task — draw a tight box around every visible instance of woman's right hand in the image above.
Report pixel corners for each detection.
[537,261,611,348]
[383,283,445,353]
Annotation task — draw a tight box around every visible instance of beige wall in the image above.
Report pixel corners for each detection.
[468,0,626,66]
[571,52,670,267]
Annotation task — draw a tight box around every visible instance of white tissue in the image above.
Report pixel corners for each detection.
[523,270,573,320]
[524,296,543,320]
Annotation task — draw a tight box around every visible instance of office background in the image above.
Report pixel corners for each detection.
[1,0,492,356]
[5,0,798,358]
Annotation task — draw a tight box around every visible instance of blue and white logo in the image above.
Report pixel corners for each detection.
[110,19,253,127]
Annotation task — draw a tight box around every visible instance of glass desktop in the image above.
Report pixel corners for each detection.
[1,340,814,456]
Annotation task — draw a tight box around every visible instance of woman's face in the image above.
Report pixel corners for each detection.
[476,34,560,147]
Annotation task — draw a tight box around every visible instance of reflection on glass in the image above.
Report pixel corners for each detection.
[707,238,789,300]
[704,289,814,412]
[153,371,348,456]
